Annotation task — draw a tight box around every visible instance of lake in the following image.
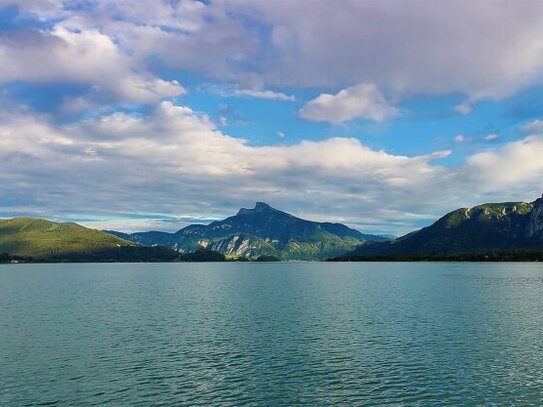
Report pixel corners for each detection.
[1,262,542,406]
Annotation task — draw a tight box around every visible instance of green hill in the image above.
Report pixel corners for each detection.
[0,218,179,262]
[338,195,543,260]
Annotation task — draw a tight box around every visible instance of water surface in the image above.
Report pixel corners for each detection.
[1,262,542,405]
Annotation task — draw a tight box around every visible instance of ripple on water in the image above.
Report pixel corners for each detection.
[1,262,543,405]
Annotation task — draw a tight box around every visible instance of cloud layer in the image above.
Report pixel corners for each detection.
[233,0,543,100]
[6,0,543,100]
[1,101,542,234]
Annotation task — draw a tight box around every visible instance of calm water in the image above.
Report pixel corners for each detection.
[1,263,542,406]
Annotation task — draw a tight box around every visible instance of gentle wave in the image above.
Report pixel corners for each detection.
[1,262,542,405]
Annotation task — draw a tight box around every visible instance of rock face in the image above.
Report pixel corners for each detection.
[111,202,390,260]
[526,195,543,238]
[208,234,279,258]
[343,195,543,258]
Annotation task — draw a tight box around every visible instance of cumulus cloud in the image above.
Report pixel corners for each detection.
[299,83,398,123]
[465,136,543,191]
[522,119,543,133]
[58,0,256,82]
[0,25,184,103]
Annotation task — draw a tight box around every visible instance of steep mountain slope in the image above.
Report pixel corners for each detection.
[0,218,179,261]
[112,202,389,260]
[342,195,543,258]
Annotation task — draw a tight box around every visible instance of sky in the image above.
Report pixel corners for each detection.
[1,0,543,235]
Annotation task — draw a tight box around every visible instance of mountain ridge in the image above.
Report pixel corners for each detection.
[339,195,543,259]
[110,202,389,260]
[3,196,543,262]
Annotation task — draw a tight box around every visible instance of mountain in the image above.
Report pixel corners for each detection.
[0,217,179,262]
[110,202,389,260]
[339,195,543,259]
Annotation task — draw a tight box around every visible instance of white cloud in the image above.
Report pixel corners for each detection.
[233,89,295,101]
[205,84,295,101]
[455,134,466,143]
[484,133,499,141]
[522,119,543,133]
[299,83,398,123]
[466,136,543,189]
[454,101,473,115]
[457,133,498,143]
[0,25,184,103]
[61,0,256,82]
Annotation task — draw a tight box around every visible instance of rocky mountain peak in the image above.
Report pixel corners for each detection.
[236,202,276,216]
[254,202,273,210]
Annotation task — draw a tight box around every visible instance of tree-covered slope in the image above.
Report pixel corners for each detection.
[0,218,179,261]
[341,195,543,259]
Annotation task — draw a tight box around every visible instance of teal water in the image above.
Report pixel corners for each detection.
[1,263,542,406]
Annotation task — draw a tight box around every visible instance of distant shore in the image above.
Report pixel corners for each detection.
[332,252,543,262]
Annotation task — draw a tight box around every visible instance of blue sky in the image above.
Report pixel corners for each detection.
[1,0,543,235]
